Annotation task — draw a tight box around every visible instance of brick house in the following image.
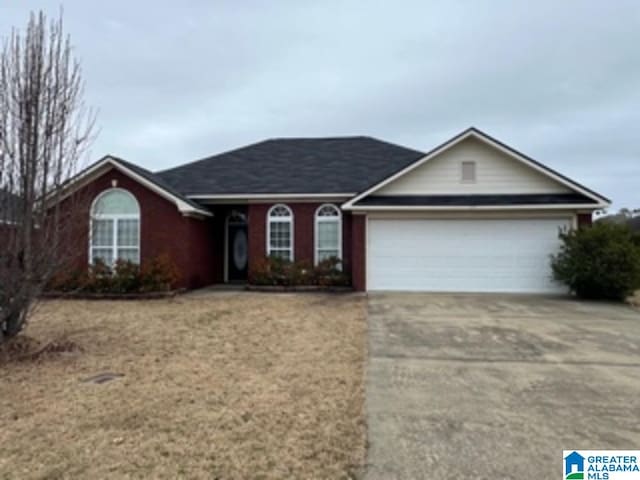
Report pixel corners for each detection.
[56,127,609,292]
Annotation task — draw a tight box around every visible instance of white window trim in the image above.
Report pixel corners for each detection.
[89,188,141,267]
[266,203,294,261]
[314,203,342,266]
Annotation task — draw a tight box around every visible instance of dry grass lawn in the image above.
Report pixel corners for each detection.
[0,291,366,479]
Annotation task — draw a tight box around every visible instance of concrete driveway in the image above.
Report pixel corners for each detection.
[365,293,640,480]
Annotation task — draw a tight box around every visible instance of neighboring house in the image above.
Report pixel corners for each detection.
[0,188,18,224]
[0,188,21,230]
[57,127,610,293]
[595,210,640,232]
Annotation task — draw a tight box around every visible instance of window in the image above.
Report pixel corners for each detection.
[461,161,476,183]
[315,204,341,265]
[90,189,140,266]
[267,204,293,261]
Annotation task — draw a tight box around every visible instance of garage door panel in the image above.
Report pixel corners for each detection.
[368,218,569,293]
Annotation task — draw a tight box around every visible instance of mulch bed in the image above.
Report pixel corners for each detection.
[246,284,353,293]
[41,289,186,300]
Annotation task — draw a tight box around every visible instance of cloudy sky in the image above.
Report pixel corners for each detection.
[1,1,639,208]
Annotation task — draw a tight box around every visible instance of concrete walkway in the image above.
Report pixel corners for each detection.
[365,293,640,479]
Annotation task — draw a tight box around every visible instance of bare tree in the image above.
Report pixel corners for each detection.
[0,11,95,343]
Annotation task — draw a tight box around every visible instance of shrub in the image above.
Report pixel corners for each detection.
[45,254,180,294]
[248,257,275,286]
[551,222,640,300]
[250,256,296,286]
[46,268,88,293]
[111,259,141,293]
[290,259,315,285]
[249,255,350,287]
[85,258,113,293]
[314,257,350,287]
[140,253,180,292]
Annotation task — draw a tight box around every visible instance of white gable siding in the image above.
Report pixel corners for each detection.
[377,137,572,195]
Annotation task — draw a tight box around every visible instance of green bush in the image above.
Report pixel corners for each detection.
[249,255,350,287]
[551,222,640,300]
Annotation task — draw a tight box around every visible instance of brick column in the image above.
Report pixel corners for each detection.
[577,213,593,228]
[351,214,366,291]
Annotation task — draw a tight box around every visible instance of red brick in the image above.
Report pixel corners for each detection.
[61,167,216,289]
[350,214,366,291]
[57,177,363,289]
[247,202,355,283]
[577,213,593,228]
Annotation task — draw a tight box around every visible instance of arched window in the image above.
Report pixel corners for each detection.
[315,204,341,265]
[267,204,293,261]
[90,189,140,266]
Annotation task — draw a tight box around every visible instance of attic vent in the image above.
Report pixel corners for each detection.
[461,161,476,183]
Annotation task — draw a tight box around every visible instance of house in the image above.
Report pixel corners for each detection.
[57,127,610,293]
[0,188,19,224]
[564,451,585,477]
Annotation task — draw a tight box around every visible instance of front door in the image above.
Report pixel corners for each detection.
[227,212,248,282]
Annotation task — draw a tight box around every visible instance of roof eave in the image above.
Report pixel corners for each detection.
[187,193,356,200]
[343,203,609,212]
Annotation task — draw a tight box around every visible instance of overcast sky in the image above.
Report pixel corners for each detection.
[1,1,639,208]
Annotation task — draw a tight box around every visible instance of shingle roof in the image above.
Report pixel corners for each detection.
[108,156,211,212]
[155,137,425,195]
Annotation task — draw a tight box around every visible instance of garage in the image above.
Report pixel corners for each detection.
[367,217,571,293]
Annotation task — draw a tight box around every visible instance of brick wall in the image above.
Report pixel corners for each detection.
[350,214,366,291]
[247,202,356,283]
[62,167,217,289]
[577,213,593,228]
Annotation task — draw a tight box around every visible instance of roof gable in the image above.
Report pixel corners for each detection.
[376,136,573,195]
[343,127,610,209]
[58,156,212,217]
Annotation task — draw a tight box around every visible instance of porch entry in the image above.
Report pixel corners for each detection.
[226,211,248,282]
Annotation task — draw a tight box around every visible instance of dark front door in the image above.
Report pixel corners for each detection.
[227,213,248,282]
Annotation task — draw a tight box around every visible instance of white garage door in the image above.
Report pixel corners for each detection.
[368,218,570,293]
